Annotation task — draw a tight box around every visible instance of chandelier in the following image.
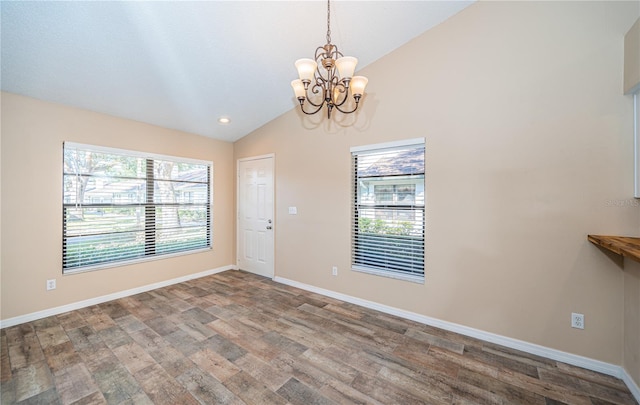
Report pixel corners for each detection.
[291,0,368,119]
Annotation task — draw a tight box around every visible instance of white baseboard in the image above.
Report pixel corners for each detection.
[623,368,640,403]
[274,276,640,403]
[0,265,235,329]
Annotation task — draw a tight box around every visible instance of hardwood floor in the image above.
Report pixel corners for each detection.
[1,270,637,405]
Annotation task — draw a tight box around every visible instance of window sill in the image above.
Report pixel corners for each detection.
[63,247,212,275]
[352,265,424,284]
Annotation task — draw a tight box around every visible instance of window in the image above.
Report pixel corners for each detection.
[635,92,639,197]
[63,142,212,273]
[351,138,425,283]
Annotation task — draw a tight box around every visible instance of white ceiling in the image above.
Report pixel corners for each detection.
[1,1,473,142]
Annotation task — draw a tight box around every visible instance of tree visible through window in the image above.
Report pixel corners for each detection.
[351,139,425,282]
[63,143,212,273]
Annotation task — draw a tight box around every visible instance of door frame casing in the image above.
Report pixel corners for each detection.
[236,154,275,278]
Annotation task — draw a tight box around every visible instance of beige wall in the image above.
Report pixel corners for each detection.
[234,0,640,369]
[624,18,640,94]
[0,92,235,320]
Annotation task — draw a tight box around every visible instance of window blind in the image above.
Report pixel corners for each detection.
[351,139,425,282]
[63,142,212,273]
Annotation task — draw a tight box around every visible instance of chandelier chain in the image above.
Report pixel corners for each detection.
[326,0,331,44]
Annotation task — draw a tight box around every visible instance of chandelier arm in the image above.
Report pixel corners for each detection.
[317,45,342,62]
[315,46,327,61]
[331,79,361,114]
[330,80,350,108]
[303,82,328,108]
[333,100,360,115]
[298,101,325,116]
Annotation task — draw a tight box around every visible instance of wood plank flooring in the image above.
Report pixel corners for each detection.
[1,270,637,405]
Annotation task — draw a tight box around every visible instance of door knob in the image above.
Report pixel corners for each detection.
[266,226,272,230]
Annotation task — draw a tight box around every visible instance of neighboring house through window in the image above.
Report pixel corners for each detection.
[63,142,212,273]
[351,138,425,283]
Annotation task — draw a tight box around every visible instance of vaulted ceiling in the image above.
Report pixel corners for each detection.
[1,1,473,142]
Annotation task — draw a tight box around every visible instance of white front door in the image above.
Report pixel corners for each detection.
[237,156,274,278]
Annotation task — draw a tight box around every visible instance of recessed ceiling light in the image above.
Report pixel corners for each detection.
[218,117,231,124]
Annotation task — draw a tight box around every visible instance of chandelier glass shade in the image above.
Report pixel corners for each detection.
[291,0,368,119]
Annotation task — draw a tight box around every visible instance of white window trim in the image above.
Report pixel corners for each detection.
[351,137,425,154]
[63,247,212,276]
[634,92,640,198]
[352,265,425,284]
[62,142,213,274]
[351,138,426,283]
[63,142,212,166]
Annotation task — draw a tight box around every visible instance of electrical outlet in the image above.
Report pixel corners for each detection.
[46,279,56,291]
[571,312,584,329]
[332,266,338,276]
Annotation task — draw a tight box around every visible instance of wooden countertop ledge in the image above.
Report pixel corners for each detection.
[588,235,640,263]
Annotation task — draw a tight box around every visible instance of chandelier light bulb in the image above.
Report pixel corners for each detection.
[350,76,368,97]
[335,56,358,80]
[295,59,317,83]
[291,79,306,100]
